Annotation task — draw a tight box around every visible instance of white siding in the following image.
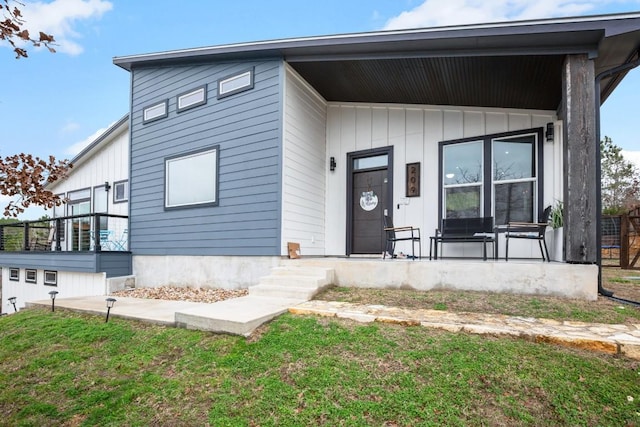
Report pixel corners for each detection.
[281,65,327,255]
[51,125,129,218]
[326,102,560,257]
[2,268,106,312]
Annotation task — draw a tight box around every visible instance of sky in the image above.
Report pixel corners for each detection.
[2,0,640,218]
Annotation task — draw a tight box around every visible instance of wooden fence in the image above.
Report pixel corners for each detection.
[602,206,640,269]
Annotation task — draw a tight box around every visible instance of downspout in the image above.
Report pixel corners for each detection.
[594,53,640,296]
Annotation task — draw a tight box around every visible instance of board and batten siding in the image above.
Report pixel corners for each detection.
[281,65,327,256]
[325,103,559,256]
[50,125,129,218]
[2,269,106,312]
[129,60,283,256]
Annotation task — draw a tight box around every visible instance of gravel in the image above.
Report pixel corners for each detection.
[111,286,248,304]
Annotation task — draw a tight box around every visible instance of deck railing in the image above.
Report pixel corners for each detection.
[0,213,129,252]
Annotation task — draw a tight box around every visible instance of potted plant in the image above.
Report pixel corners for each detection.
[549,201,563,261]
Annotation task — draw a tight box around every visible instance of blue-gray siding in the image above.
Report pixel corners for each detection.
[0,252,132,277]
[130,60,283,256]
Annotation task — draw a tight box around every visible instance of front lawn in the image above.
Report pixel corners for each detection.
[0,308,638,426]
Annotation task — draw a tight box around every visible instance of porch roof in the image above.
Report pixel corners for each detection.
[113,13,640,110]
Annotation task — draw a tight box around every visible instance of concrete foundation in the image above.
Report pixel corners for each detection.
[282,258,599,301]
[132,255,597,300]
[132,255,281,289]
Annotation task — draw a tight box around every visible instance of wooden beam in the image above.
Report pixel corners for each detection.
[561,54,597,263]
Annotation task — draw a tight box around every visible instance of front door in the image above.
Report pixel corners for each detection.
[348,148,393,255]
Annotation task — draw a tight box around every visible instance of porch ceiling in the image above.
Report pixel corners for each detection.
[288,56,566,110]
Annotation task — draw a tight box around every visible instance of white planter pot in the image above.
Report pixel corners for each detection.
[552,227,563,261]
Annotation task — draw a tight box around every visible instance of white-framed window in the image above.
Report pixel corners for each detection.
[113,180,128,203]
[9,268,19,281]
[44,270,57,286]
[177,85,207,112]
[25,269,37,284]
[143,100,168,123]
[439,128,542,225]
[165,146,219,209]
[217,68,254,99]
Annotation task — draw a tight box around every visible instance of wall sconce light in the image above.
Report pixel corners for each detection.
[329,157,336,172]
[8,296,17,312]
[104,181,111,192]
[545,122,554,142]
[48,291,58,312]
[105,298,116,323]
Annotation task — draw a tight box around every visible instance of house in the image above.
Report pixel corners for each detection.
[3,13,640,307]
[108,13,640,299]
[0,116,131,311]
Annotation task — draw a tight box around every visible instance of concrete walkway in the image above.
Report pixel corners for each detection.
[26,296,640,360]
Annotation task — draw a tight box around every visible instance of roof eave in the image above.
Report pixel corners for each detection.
[113,13,640,71]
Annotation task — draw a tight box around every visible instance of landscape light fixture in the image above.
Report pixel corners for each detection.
[48,291,58,312]
[8,296,17,312]
[105,298,116,323]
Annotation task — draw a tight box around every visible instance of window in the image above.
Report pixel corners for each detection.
[9,268,19,281]
[53,194,65,241]
[143,100,168,123]
[442,141,483,218]
[67,188,91,251]
[113,180,128,203]
[44,270,57,286]
[25,269,37,284]
[493,135,536,224]
[439,128,542,225]
[67,188,91,201]
[165,147,219,209]
[217,68,254,99]
[93,185,109,232]
[177,85,207,112]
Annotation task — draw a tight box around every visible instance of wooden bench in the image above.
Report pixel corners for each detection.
[430,217,495,260]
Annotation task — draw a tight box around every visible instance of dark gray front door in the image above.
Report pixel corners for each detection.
[348,149,393,254]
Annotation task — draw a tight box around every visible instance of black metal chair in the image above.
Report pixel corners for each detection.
[383,215,421,260]
[505,206,552,262]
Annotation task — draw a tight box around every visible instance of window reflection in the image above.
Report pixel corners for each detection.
[443,141,482,185]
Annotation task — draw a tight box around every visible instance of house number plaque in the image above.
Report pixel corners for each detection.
[406,162,420,197]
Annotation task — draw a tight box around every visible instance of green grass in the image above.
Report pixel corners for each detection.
[318,285,640,324]
[0,308,639,426]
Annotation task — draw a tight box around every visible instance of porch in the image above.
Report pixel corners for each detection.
[0,213,131,277]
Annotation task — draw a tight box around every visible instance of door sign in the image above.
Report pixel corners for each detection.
[360,190,378,211]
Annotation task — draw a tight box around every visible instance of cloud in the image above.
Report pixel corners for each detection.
[19,0,113,55]
[65,123,112,156]
[622,150,640,170]
[60,121,80,134]
[382,0,623,30]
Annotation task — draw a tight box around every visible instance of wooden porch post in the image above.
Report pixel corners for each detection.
[561,54,597,263]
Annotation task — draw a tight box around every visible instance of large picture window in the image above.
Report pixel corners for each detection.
[440,128,543,225]
[165,146,219,209]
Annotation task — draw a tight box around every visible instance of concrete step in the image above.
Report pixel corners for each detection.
[270,266,335,281]
[175,295,304,336]
[249,265,336,300]
[249,284,329,300]
[258,275,330,288]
